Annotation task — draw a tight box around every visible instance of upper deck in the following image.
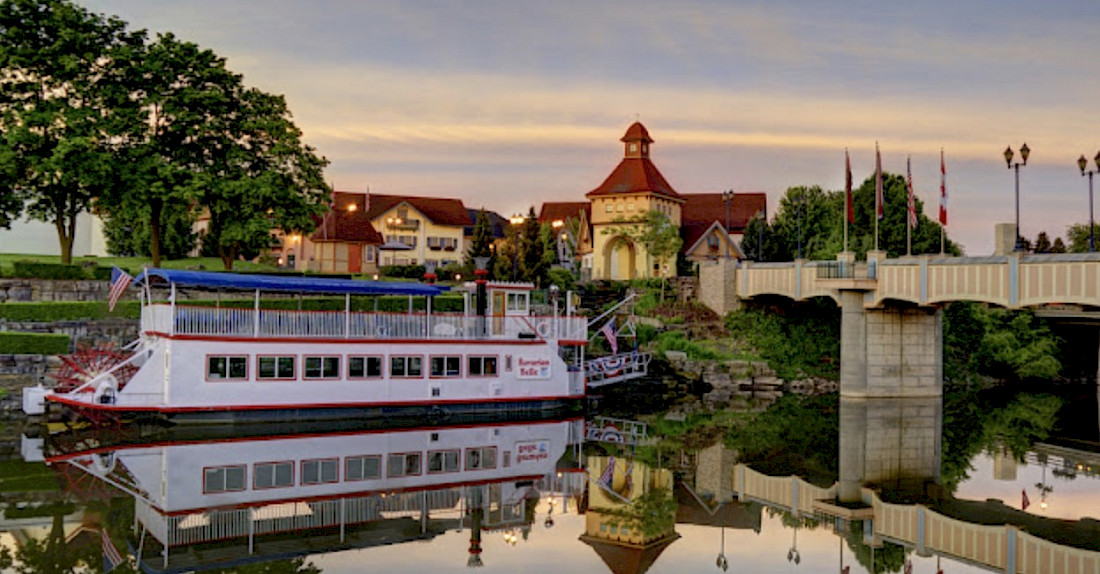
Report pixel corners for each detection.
[141,304,588,342]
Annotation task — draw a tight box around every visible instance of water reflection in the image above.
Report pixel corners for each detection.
[3,387,1098,573]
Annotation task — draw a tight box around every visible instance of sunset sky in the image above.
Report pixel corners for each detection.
[83,0,1100,255]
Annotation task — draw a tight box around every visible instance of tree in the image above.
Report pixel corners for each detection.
[518,206,546,286]
[1067,222,1100,253]
[1033,231,1052,253]
[1052,237,1067,253]
[0,145,22,228]
[465,209,497,276]
[197,88,328,270]
[0,0,140,262]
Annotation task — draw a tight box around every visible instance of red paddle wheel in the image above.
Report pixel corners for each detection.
[50,344,138,393]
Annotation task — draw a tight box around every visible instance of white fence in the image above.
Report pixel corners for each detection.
[143,304,587,341]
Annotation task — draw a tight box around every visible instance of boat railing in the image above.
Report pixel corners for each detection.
[145,304,587,342]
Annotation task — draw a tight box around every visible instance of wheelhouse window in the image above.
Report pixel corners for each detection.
[253,461,293,489]
[468,356,498,377]
[207,356,248,380]
[203,465,245,494]
[427,450,460,474]
[257,356,296,380]
[301,458,339,485]
[345,455,382,481]
[304,356,340,379]
[348,356,383,379]
[506,293,527,312]
[391,356,423,378]
[465,447,497,471]
[387,453,422,477]
[430,356,461,378]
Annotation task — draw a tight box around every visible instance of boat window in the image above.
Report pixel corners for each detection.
[468,356,498,376]
[506,293,527,312]
[301,458,339,485]
[427,450,460,473]
[390,356,423,378]
[207,356,248,380]
[304,356,340,379]
[253,461,293,489]
[465,447,498,471]
[348,356,383,379]
[203,465,245,494]
[345,455,381,481]
[430,356,461,378]
[386,452,422,477]
[257,356,296,380]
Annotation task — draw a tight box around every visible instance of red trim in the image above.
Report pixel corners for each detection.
[558,340,589,346]
[147,331,547,345]
[46,392,585,414]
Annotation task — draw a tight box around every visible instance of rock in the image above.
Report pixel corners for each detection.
[664,350,688,361]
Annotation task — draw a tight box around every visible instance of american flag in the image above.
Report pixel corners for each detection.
[101,528,124,572]
[107,266,133,312]
[598,456,615,487]
[600,319,617,355]
[940,149,948,226]
[907,156,917,229]
[875,143,884,220]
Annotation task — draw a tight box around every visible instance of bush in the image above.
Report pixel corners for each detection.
[0,301,141,321]
[0,332,70,354]
[655,330,721,360]
[11,260,87,280]
[380,264,426,279]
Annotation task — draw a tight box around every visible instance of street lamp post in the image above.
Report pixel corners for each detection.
[1004,143,1030,251]
[721,190,735,260]
[1077,151,1100,252]
[796,190,805,260]
[509,214,525,281]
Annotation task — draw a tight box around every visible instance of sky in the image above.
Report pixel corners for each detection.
[81,0,1100,256]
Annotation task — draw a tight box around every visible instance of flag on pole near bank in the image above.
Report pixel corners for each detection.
[940,149,948,226]
[600,319,618,354]
[107,266,133,312]
[875,143,884,221]
[907,156,917,229]
[599,456,616,488]
[102,528,124,572]
[845,149,854,224]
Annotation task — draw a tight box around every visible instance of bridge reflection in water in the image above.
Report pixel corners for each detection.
[724,395,1100,574]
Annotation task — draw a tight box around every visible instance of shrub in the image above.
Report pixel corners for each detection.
[0,332,70,354]
[655,330,721,360]
[0,301,141,321]
[11,260,87,280]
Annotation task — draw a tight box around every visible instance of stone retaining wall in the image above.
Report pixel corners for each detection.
[0,278,119,302]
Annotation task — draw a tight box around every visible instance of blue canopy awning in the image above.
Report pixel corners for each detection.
[134,268,450,297]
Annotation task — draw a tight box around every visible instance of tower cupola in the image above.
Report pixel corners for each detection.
[621,121,653,159]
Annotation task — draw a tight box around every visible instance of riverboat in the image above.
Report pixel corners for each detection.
[22,269,589,425]
[34,417,587,573]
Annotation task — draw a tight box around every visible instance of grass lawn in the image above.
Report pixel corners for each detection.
[0,254,277,277]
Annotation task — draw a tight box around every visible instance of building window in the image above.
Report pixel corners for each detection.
[253,461,293,489]
[391,356,423,378]
[427,450,460,473]
[616,203,623,212]
[468,356,498,376]
[304,356,340,379]
[301,458,339,485]
[465,447,497,470]
[387,453,422,477]
[348,356,383,379]
[629,143,637,152]
[430,356,461,377]
[627,203,635,211]
[506,292,527,312]
[345,455,381,481]
[207,356,248,380]
[257,356,295,380]
[203,465,245,494]
[605,204,613,213]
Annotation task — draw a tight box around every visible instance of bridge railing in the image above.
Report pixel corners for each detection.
[816,260,877,280]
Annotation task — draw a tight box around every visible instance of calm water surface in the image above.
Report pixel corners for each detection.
[4,385,1098,573]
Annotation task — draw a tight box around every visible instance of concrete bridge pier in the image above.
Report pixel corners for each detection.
[840,292,943,398]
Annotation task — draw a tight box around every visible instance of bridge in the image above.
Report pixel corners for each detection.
[698,252,1100,398]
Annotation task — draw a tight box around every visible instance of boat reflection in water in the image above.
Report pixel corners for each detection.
[40,416,586,573]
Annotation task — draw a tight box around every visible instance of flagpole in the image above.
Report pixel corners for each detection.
[906,156,912,256]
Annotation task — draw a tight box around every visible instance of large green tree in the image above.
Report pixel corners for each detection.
[0,0,140,262]
[197,88,328,269]
[519,206,547,286]
[1066,222,1100,253]
[464,209,497,276]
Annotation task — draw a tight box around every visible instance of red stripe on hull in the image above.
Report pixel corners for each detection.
[145,331,548,345]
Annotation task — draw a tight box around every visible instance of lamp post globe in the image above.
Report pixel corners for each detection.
[1005,143,1030,252]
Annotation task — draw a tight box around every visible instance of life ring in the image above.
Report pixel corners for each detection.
[535,322,551,339]
[93,375,118,405]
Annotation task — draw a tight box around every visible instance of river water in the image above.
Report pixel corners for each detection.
[3,384,1097,573]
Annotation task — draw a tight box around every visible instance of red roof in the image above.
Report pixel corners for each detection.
[679,192,767,253]
[362,193,472,227]
[621,121,653,143]
[538,202,590,224]
[310,192,383,244]
[586,158,682,200]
